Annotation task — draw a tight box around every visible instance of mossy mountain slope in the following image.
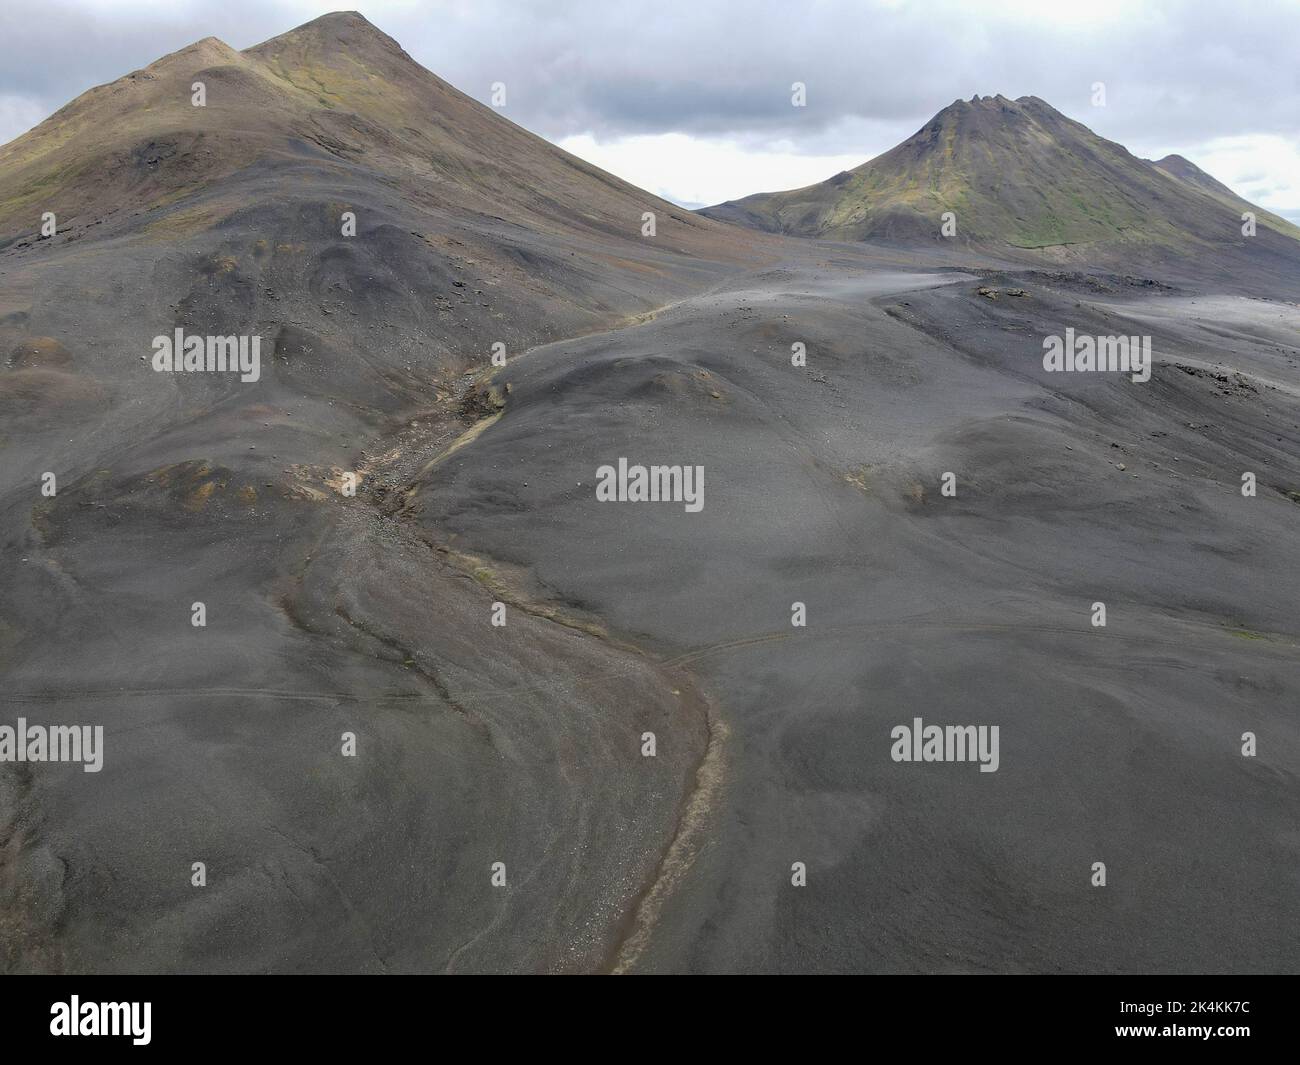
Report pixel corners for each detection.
[701,94,1300,269]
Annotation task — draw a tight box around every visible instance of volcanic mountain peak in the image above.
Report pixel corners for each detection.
[283,10,382,32]
[0,9,746,260]
[942,92,1019,113]
[0,6,757,404]
[169,36,235,58]
[922,93,1060,130]
[700,92,1300,272]
[245,10,422,83]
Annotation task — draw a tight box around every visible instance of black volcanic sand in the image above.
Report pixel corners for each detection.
[7,11,1297,974]
[408,248,1300,973]
[3,194,1298,970]
[0,164,743,972]
[0,12,772,973]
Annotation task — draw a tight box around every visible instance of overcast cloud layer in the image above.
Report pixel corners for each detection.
[1,0,1297,217]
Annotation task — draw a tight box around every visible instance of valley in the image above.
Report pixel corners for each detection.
[1,11,1297,976]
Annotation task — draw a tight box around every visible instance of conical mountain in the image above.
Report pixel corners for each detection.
[0,11,746,255]
[701,94,1300,263]
[0,10,760,451]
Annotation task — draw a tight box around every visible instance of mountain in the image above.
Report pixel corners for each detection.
[0,12,757,340]
[6,12,1300,978]
[0,10,729,246]
[1150,152,1244,202]
[0,11,761,974]
[1149,152,1299,234]
[0,10,766,528]
[701,94,1300,270]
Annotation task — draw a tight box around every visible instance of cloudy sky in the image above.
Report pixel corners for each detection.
[2,0,1298,219]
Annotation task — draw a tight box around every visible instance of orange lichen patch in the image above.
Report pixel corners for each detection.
[285,482,328,502]
[414,411,500,482]
[0,368,105,416]
[844,466,871,493]
[237,485,258,504]
[184,480,219,511]
[905,482,926,505]
[284,463,340,501]
[322,466,358,493]
[147,461,213,486]
[275,242,306,254]
[8,336,72,369]
[141,204,227,240]
[213,255,239,274]
[368,442,407,467]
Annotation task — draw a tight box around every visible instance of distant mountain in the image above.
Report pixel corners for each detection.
[701,94,1300,264]
[1149,153,1298,232]
[1149,153,1243,202]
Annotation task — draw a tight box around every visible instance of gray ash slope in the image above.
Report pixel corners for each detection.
[0,11,760,973]
[2,13,1299,974]
[414,254,1300,973]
